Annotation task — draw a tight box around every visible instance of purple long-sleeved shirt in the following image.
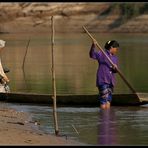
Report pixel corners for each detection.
[89,43,118,87]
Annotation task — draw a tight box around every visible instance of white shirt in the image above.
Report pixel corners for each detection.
[0,58,6,78]
[0,58,9,93]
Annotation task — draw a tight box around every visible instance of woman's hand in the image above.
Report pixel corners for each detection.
[2,76,9,84]
[111,64,118,73]
[92,39,97,45]
[113,64,118,70]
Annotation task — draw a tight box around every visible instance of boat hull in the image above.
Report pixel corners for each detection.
[0,92,148,106]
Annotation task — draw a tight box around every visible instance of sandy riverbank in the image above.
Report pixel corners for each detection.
[0,103,82,145]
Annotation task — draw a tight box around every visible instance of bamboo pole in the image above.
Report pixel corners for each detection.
[51,16,59,136]
[71,124,79,135]
[83,26,137,94]
[22,39,30,70]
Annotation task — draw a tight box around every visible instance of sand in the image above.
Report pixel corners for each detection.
[0,104,82,145]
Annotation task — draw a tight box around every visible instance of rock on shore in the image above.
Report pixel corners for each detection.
[0,2,148,33]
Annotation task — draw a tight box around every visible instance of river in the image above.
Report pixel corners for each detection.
[0,32,148,145]
[0,32,148,94]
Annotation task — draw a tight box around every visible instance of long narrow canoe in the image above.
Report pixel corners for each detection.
[0,92,148,106]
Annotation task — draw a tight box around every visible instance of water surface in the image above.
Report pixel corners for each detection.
[3,102,148,145]
[0,32,148,145]
[0,32,148,94]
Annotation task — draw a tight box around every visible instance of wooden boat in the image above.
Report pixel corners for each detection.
[0,92,148,106]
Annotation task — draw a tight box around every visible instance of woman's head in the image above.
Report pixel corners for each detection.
[104,40,119,55]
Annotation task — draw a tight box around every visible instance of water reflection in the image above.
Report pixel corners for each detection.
[98,108,118,145]
[0,32,148,95]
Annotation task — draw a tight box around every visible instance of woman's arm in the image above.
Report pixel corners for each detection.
[111,57,119,73]
[89,40,100,60]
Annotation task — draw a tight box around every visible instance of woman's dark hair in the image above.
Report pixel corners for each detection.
[104,40,119,50]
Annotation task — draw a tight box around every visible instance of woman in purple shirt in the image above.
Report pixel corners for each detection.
[89,40,119,109]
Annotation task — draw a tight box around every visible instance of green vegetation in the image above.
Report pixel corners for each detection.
[111,3,148,22]
[101,3,148,29]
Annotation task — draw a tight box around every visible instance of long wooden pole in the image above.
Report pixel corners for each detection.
[51,16,59,136]
[83,26,137,94]
[22,39,30,70]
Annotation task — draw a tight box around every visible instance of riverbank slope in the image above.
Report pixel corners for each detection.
[0,2,148,33]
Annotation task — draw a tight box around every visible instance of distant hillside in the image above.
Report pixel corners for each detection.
[0,2,148,33]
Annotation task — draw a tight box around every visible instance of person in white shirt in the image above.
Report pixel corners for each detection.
[0,40,10,93]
